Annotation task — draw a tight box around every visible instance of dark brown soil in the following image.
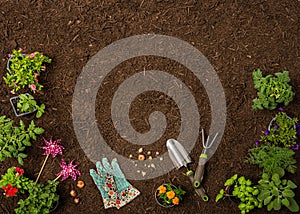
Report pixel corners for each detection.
[0,1,299,214]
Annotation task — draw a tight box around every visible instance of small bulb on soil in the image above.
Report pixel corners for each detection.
[138,148,143,153]
[148,156,152,160]
[129,154,133,158]
[147,151,151,155]
[74,198,80,204]
[155,151,159,156]
[142,171,146,176]
[77,180,85,189]
[70,190,76,197]
[138,154,145,161]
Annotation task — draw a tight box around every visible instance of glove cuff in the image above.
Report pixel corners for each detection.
[116,185,140,209]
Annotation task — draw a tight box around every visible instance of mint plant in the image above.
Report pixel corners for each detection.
[216,174,262,213]
[257,168,299,212]
[0,115,44,165]
[245,143,297,175]
[260,111,297,148]
[15,180,59,214]
[17,94,45,118]
[4,49,51,93]
[252,69,294,110]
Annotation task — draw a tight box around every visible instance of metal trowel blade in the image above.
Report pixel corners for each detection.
[166,139,192,169]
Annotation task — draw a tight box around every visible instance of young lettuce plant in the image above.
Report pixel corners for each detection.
[252,69,294,110]
[257,168,299,212]
[216,174,262,213]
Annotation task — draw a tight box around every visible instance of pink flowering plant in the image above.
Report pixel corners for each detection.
[4,48,51,93]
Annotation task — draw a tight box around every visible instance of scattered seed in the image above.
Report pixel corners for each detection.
[148,156,153,160]
[138,154,145,161]
[159,157,163,161]
[129,154,133,158]
[155,151,159,156]
[138,148,143,153]
[147,151,151,155]
[134,163,137,166]
[137,170,140,173]
[151,164,156,168]
[142,171,146,176]
[77,180,85,189]
[74,198,80,204]
[70,190,76,197]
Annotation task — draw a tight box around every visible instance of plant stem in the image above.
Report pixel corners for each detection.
[35,154,49,184]
[53,175,61,182]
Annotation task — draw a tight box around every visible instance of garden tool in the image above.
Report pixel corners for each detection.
[90,158,140,209]
[193,129,219,188]
[166,139,208,201]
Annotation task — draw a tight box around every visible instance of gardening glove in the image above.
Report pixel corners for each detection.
[102,158,140,208]
[89,161,119,209]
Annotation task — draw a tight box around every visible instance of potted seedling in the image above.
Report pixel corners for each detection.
[257,167,299,212]
[252,69,294,110]
[10,93,45,118]
[155,183,186,208]
[215,174,262,213]
[4,48,51,94]
[0,115,44,165]
[259,111,298,149]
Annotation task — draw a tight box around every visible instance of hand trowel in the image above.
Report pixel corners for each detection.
[166,139,209,201]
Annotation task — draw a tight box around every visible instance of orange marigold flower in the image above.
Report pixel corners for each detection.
[172,197,179,205]
[166,190,175,199]
[158,185,166,194]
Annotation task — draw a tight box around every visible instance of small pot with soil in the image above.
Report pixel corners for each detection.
[10,93,37,117]
[155,183,185,208]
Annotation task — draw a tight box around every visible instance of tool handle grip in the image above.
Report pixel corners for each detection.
[186,170,209,202]
[194,163,205,188]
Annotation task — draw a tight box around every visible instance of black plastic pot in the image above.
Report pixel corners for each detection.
[9,93,36,117]
[6,54,26,73]
[50,199,59,213]
[225,185,239,203]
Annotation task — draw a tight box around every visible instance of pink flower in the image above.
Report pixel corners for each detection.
[42,65,46,71]
[13,82,17,86]
[30,84,36,91]
[35,78,39,83]
[11,90,16,94]
[8,54,12,58]
[30,53,36,58]
[34,72,39,77]
[15,167,24,176]
[56,159,81,181]
[19,48,23,51]
[41,137,64,158]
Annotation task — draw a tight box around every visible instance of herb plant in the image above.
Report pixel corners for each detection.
[15,180,59,214]
[260,111,297,148]
[252,69,294,110]
[0,115,44,165]
[156,184,186,207]
[216,174,262,214]
[257,168,299,212]
[4,48,51,93]
[245,143,296,174]
[17,93,45,118]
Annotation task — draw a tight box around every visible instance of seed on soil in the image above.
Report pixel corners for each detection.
[138,148,143,153]
[159,157,163,161]
[74,198,80,204]
[138,154,145,161]
[148,156,152,160]
[129,154,133,158]
[137,170,140,173]
[141,171,146,176]
[70,190,76,197]
[147,151,151,155]
[155,151,159,156]
[77,180,85,189]
[150,164,155,168]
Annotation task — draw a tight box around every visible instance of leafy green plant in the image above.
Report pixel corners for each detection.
[260,111,298,148]
[17,94,45,118]
[0,166,30,195]
[216,174,262,214]
[156,184,186,207]
[15,180,59,214]
[0,115,44,165]
[257,168,299,212]
[4,48,51,93]
[245,143,297,174]
[252,69,294,110]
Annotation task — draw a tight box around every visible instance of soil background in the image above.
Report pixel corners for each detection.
[0,0,300,214]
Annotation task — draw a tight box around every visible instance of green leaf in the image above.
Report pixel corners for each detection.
[264,196,273,205]
[286,198,299,212]
[282,189,295,198]
[258,190,270,201]
[287,180,297,189]
[18,156,24,165]
[282,198,290,207]
[273,197,281,211]
[267,201,274,211]
[33,127,44,134]
[215,193,223,202]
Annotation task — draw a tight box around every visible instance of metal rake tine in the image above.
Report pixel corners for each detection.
[201,129,205,147]
[205,132,219,149]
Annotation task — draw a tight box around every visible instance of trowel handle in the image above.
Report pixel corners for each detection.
[194,154,207,188]
[186,170,209,202]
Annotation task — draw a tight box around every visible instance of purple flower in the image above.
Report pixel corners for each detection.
[278,107,284,112]
[41,137,64,158]
[275,124,279,129]
[264,130,270,136]
[56,159,81,181]
[296,123,300,136]
[290,144,299,151]
[255,141,259,146]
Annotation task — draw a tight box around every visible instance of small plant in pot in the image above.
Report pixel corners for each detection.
[155,183,186,208]
[10,93,45,118]
[252,69,294,110]
[260,110,298,149]
[216,174,262,213]
[257,167,299,212]
[4,48,51,94]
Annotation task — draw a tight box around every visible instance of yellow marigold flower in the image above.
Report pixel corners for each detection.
[172,197,179,205]
[158,185,166,194]
[166,190,175,199]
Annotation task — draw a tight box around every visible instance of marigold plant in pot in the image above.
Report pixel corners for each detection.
[4,48,51,94]
[252,69,294,110]
[10,93,45,118]
[215,174,262,214]
[155,183,186,208]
